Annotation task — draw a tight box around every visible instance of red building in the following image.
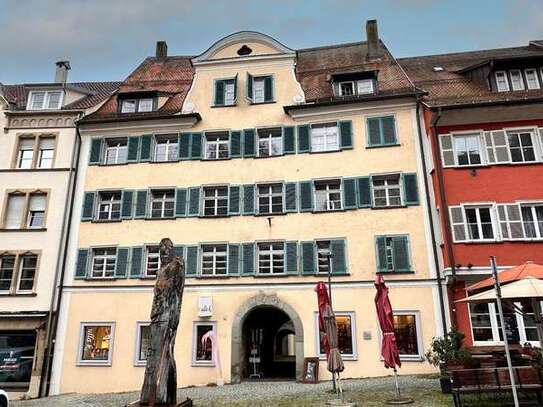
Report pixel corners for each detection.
[400,41,543,347]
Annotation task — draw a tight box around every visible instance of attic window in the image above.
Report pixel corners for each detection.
[237,45,252,56]
[432,66,444,72]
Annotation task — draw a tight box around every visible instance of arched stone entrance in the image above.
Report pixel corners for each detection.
[231,293,303,383]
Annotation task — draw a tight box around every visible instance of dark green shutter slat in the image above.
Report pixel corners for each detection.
[175,188,187,217]
[285,183,297,212]
[376,237,387,273]
[214,80,225,106]
[342,178,357,209]
[264,76,274,102]
[382,116,397,144]
[242,243,255,276]
[81,192,96,221]
[127,137,140,162]
[139,135,152,162]
[233,74,238,102]
[74,249,89,279]
[242,184,255,215]
[174,245,184,260]
[246,73,253,102]
[297,125,310,153]
[185,246,198,276]
[228,244,240,276]
[301,242,315,275]
[339,120,353,149]
[367,118,381,146]
[115,247,129,278]
[357,177,372,208]
[230,131,241,158]
[135,190,148,218]
[299,181,313,212]
[403,173,419,206]
[285,241,298,275]
[179,133,191,160]
[89,138,103,165]
[121,190,134,219]
[188,187,200,217]
[331,240,347,275]
[190,133,202,159]
[229,185,241,215]
[393,236,411,272]
[243,129,255,157]
[129,247,143,278]
[283,126,295,154]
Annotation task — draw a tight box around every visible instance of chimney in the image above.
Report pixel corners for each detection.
[156,41,168,60]
[366,20,383,60]
[55,61,71,83]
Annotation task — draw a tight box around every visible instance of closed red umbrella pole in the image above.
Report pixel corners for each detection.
[315,282,330,357]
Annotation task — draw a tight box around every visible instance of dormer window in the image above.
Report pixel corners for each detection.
[120,98,154,113]
[525,69,541,90]
[339,82,355,96]
[495,71,509,92]
[509,70,525,91]
[27,91,63,110]
[334,78,375,97]
[495,68,543,92]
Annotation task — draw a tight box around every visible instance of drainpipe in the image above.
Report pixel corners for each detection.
[415,98,448,336]
[40,122,82,397]
[430,107,458,329]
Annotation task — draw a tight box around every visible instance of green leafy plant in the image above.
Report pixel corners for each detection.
[425,329,472,373]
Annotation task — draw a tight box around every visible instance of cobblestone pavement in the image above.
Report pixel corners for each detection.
[13,375,441,406]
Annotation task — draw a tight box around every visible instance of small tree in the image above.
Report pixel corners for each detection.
[425,329,472,373]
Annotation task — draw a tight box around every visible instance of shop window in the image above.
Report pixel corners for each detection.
[393,312,422,359]
[0,331,36,387]
[315,312,356,359]
[135,323,151,365]
[193,322,216,366]
[78,323,114,365]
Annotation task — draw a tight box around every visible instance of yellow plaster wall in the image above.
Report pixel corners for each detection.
[208,41,283,60]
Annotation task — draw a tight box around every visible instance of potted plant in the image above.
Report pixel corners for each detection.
[425,329,473,394]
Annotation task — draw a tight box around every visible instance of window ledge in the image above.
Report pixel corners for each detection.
[199,215,231,219]
[134,361,146,367]
[191,362,215,367]
[254,273,290,278]
[376,271,415,275]
[254,154,285,160]
[211,104,237,109]
[308,149,342,155]
[0,228,47,232]
[366,143,401,149]
[250,100,276,106]
[76,361,112,367]
[145,216,176,221]
[98,162,129,167]
[318,355,357,361]
[202,157,232,162]
[400,355,424,362]
[0,292,37,297]
[254,212,287,217]
[371,205,407,210]
[85,277,117,281]
[92,219,122,224]
[195,275,230,279]
[312,209,345,214]
[149,159,179,164]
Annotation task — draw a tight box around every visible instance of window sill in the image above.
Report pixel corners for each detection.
[192,362,215,367]
[199,215,230,219]
[145,216,176,221]
[254,273,290,278]
[312,209,345,214]
[399,355,424,362]
[318,355,357,361]
[98,162,129,167]
[250,100,276,106]
[195,275,230,279]
[366,143,400,149]
[202,157,232,162]
[254,212,287,217]
[254,154,284,159]
[0,292,37,297]
[76,361,112,367]
[134,361,146,367]
[85,277,117,281]
[371,205,407,210]
[0,228,47,232]
[211,104,237,108]
[308,149,341,155]
[92,219,122,224]
[149,159,179,164]
[376,271,415,275]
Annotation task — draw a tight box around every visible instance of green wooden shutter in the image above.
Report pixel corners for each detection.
[285,183,297,212]
[285,241,298,275]
[173,245,184,260]
[175,188,187,217]
[190,133,202,159]
[243,129,255,157]
[129,247,143,278]
[178,133,191,160]
[297,125,310,153]
[185,246,199,276]
[246,72,253,102]
[242,243,255,276]
[214,80,225,106]
[342,178,357,209]
[375,237,388,273]
[229,185,241,215]
[187,187,200,217]
[81,192,96,221]
[242,184,255,215]
[264,76,274,102]
[301,242,316,275]
[228,244,240,276]
[299,181,313,212]
[393,236,411,272]
[115,247,129,278]
[402,173,419,206]
[121,190,134,219]
[382,116,397,144]
[357,177,372,208]
[367,118,382,146]
[339,120,353,149]
[127,136,140,162]
[74,249,89,279]
[134,190,148,218]
[233,74,238,102]
[230,131,241,158]
[283,126,295,154]
[139,135,153,162]
[331,240,347,275]
[89,138,103,165]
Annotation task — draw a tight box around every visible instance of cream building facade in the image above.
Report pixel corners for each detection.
[51,25,446,395]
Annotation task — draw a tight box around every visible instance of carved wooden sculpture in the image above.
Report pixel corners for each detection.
[140,238,185,406]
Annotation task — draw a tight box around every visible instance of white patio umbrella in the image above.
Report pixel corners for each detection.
[458,277,543,303]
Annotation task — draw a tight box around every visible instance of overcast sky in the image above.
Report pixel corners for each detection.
[1,0,542,84]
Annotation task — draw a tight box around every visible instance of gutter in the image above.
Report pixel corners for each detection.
[79,111,201,125]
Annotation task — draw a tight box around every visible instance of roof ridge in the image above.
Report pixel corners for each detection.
[398,44,538,62]
[297,40,367,53]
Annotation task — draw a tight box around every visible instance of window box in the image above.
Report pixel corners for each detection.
[77,323,115,366]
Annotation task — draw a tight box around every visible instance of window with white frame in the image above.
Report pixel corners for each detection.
[357,79,374,94]
[507,130,536,162]
[0,255,16,292]
[257,128,283,157]
[27,91,63,110]
[138,99,154,112]
[91,248,116,278]
[336,79,374,96]
[311,123,339,152]
[372,174,401,207]
[203,186,228,217]
[135,323,150,365]
[97,191,121,221]
[150,190,175,218]
[121,100,136,113]
[453,134,483,166]
[154,135,178,162]
[339,81,355,96]
[316,312,356,359]
[495,71,510,92]
[193,322,216,366]
[257,242,285,274]
[104,138,128,165]
[509,70,525,91]
[257,183,283,214]
[145,246,161,277]
[78,323,114,365]
[120,98,154,113]
[252,76,267,103]
[521,204,543,239]
[465,206,495,241]
[393,312,422,358]
[15,136,56,169]
[314,180,342,211]
[525,69,541,90]
[214,79,236,106]
[17,254,37,292]
[37,138,55,168]
[4,194,26,229]
[200,244,227,276]
[17,138,35,169]
[316,240,331,274]
[204,132,229,160]
[26,194,46,228]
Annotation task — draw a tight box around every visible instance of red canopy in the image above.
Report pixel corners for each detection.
[374,275,401,369]
[315,282,330,356]
[467,261,543,292]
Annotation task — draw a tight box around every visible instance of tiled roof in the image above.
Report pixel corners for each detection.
[399,42,543,107]
[1,82,120,111]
